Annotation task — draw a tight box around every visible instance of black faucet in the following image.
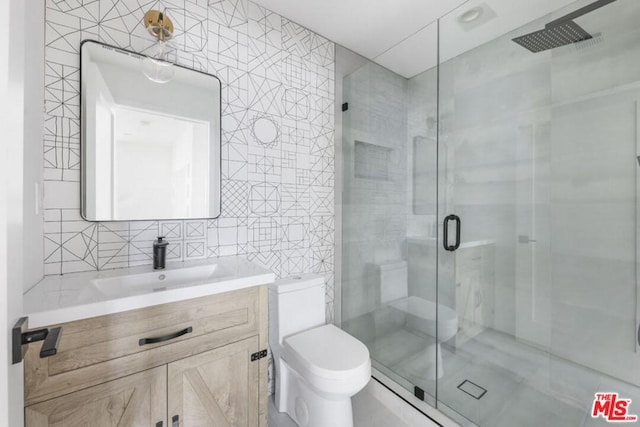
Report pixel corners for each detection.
[153,237,169,270]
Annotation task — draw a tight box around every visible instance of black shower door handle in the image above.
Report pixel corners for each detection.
[443,214,461,252]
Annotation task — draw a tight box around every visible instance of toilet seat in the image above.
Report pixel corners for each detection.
[283,324,371,395]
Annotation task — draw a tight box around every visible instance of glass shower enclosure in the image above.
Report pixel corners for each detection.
[339,0,640,425]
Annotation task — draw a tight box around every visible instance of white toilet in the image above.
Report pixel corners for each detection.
[376,260,458,378]
[269,274,371,427]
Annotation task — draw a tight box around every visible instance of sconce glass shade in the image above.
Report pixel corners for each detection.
[147,23,173,41]
[143,39,176,84]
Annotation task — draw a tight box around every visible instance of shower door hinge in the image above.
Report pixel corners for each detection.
[414,386,425,401]
[342,102,349,112]
[251,349,267,362]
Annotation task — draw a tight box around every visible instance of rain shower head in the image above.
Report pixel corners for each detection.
[512,21,592,53]
[512,0,616,53]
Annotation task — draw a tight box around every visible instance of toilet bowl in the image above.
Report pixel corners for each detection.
[375,260,458,378]
[269,274,371,427]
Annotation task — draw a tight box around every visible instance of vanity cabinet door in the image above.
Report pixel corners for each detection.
[25,366,166,427]
[168,336,260,427]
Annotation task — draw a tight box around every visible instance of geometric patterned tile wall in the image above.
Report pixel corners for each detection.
[43,0,336,320]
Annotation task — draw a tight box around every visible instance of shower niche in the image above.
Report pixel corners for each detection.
[354,140,394,181]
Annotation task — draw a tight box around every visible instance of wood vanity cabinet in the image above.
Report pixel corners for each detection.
[454,243,495,346]
[23,285,269,427]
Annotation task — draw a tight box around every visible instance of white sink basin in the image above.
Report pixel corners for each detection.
[91,263,231,297]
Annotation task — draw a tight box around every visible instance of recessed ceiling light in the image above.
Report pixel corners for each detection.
[459,7,483,23]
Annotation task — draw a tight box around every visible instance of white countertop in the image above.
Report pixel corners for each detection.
[24,256,276,328]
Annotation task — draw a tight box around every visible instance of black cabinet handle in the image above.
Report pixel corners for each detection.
[139,327,193,346]
[172,415,179,427]
[443,214,461,252]
[40,327,62,358]
[156,422,163,427]
[12,317,63,363]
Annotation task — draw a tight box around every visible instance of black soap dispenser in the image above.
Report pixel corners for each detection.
[153,237,169,270]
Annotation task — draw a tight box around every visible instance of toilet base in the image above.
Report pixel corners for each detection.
[274,358,355,427]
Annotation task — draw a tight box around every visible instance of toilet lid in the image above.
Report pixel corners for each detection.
[283,324,370,380]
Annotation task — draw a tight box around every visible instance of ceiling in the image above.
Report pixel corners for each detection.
[253,0,580,78]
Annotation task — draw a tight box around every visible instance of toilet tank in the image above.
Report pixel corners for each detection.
[377,260,408,304]
[269,274,326,345]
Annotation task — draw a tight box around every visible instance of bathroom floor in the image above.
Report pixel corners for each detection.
[368,327,640,427]
[267,379,439,427]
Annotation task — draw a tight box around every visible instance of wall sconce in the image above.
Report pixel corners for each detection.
[143,9,176,83]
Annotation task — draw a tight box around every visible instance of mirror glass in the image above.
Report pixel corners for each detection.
[80,41,221,221]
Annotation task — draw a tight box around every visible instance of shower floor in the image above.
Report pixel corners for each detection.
[365,327,639,427]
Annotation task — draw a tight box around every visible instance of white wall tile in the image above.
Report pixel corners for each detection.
[42,0,336,321]
[44,181,80,209]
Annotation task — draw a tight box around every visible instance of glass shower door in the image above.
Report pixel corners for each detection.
[436,0,640,425]
[434,29,549,424]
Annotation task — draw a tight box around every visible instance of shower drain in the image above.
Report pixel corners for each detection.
[457,379,487,400]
